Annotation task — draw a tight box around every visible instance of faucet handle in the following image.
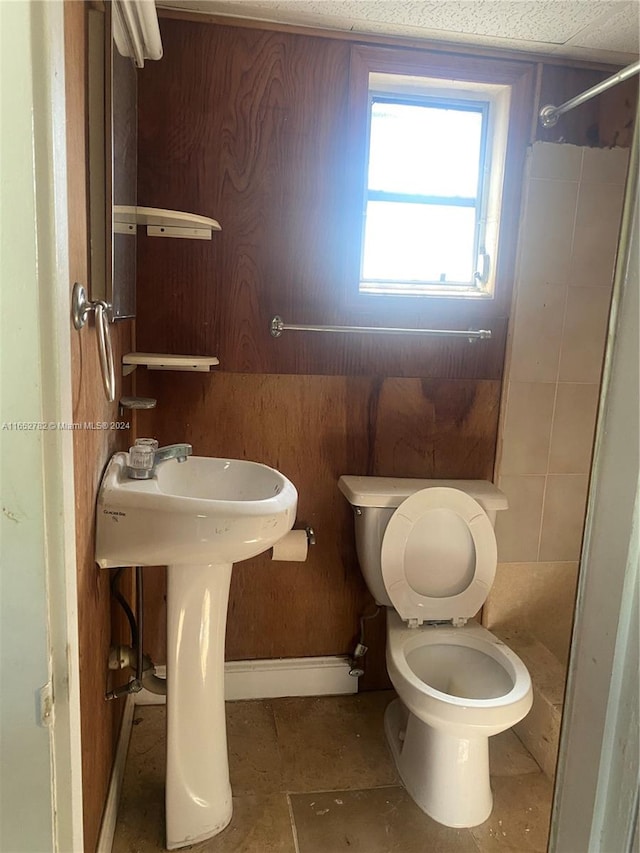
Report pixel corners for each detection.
[135,438,159,451]
[128,444,155,477]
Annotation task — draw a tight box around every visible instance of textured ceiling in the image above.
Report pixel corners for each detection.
[158,0,640,64]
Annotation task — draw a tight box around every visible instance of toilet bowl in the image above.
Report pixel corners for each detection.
[338,476,533,828]
[385,611,532,826]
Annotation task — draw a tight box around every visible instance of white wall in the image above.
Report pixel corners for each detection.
[0,2,56,848]
[0,2,83,850]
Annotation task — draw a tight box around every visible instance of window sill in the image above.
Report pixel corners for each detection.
[359,283,495,299]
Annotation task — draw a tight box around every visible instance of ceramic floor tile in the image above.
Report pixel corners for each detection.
[126,706,166,766]
[194,794,296,853]
[469,773,553,852]
[489,730,541,777]
[291,787,479,853]
[114,793,296,853]
[112,708,166,852]
[114,698,551,853]
[272,691,399,793]
[227,699,284,794]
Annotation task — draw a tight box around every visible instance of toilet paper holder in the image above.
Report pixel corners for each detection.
[270,525,316,562]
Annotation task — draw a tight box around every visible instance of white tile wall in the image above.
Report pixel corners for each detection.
[518,179,579,285]
[570,181,627,287]
[500,382,556,475]
[539,474,590,562]
[580,146,630,186]
[548,383,600,474]
[487,142,629,663]
[508,282,566,382]
[529,142,582,182]
[495,475,546,562]
[559,286,614,382]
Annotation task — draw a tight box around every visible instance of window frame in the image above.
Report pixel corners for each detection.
[344,45,536,326]
[361,91,491,295]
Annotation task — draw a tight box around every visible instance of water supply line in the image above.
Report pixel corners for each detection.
[349,605,380,677]
[135,565,144,689]
[106,566,166,699]
[106,565,142,700]
[135,565,166,694]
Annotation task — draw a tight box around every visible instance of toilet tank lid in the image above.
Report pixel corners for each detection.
[338,476,508,511]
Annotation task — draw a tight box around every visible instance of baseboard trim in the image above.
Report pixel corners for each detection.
[135,655,358,705]
[96,692,135,853]
[224,656,359,701]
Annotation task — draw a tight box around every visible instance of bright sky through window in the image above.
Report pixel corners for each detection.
[361,98,486,289]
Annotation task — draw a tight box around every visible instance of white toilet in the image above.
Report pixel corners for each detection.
[338,475,533,828]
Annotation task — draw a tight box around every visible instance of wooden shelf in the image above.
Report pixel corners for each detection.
[113,206,222,240]
[122,353,220,375]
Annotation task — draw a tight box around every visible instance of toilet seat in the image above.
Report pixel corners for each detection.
[381,487,497,625]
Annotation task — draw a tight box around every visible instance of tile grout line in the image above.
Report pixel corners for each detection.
[286,793,301,853]
[284,782,402,796]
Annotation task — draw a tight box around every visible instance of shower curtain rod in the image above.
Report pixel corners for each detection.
[269,315,492,341]
[539,59,640,128]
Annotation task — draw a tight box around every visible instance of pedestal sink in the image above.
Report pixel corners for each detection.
[95,452,297,849]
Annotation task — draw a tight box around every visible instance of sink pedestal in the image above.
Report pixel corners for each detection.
[165,563,233,849]
[95,454,298,848]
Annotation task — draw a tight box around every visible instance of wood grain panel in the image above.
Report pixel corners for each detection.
[65,3,135,849]
[136,371,500,686]
[536,65,637,147]
[136,20,514,378]
[71,312,134,851]
[371,378,500,479]
[136,18,635,379]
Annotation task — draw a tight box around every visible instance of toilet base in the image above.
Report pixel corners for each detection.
[384,698,493,828]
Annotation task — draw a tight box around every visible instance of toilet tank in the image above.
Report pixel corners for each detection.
[338,476,508,607]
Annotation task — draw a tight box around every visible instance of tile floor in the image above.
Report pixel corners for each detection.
[113,691,553,853]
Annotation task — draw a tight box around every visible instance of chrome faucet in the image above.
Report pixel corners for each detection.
[154,443,193,465]
[126,440,192,479]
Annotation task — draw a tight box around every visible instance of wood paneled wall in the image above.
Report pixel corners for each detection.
[536,65,637,147]
[134,16,635,691]
[135,21,532,377]
[65,4,135,850]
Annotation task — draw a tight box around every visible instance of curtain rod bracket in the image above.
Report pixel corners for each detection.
[539,104,560,128]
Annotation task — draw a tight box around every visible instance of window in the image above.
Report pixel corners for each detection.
[354,66,512,300]
[363,96,487,292]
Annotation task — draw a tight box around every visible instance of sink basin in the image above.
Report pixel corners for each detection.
[96,453,297,567]
[95,450,298,849]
